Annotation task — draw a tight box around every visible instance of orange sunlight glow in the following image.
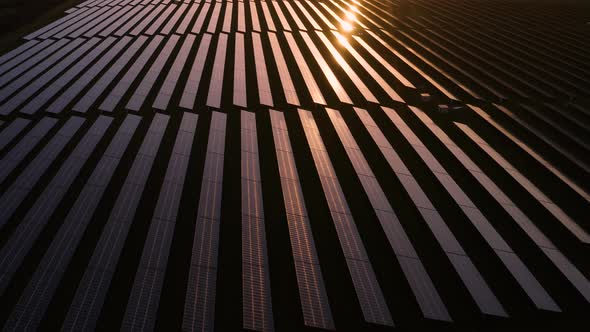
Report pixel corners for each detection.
[335,32,348,46]
[341,21,354,32]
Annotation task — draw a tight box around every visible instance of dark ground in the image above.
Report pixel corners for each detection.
[0,0,81,51]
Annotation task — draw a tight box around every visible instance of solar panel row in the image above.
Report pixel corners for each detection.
[183,111,226,332]
[270,110,335,330]
[63,114,164,331]
[0,103,588,331]
[298,109,393,327]
[2,116,112,331]
[0,2,584,118]
[240,111,274,332]
[122,112,198,331]
[324,107,452,322]
[0,0,588,331]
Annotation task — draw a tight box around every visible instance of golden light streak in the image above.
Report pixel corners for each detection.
[341,21,354,32]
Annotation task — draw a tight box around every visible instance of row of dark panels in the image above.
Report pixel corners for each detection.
[1,0,586,113]
[2,27,590,125]
[0,105,588,331]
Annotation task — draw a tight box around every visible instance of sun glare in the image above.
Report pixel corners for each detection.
[341,21,354,32]
[335,32,348,46]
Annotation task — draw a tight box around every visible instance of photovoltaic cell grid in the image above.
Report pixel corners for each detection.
[298,109,393,327]
[240,111,274,332]
[270,109,335,330]
[1,0,586,115]
[2,116,112,331]
[0,0,589,331]
[324,107,452,322]
[366,107,558,312]
[183,111,226,332]
[63,114,163,332]
[122,112,198,332]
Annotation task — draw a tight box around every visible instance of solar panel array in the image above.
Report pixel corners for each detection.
[0,0,589,331]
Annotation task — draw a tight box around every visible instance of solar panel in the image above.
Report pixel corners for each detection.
[63,114,167,332]
[234,33,247,107]
[354,0,395,29]
[71,36,146,113]
[283,2,306,31]
[0,117,58,185]
[145,4,177,35]
[448,253,507,315]
[292,259,334,329]
[368,30,458,101]
[153,35,195,110]
[283,32,325,105]
[84,5,130,37]
[99,35,164,112]
[161,3,188,35]
[116,4,156,36]
[260,2,276,31]
[123,112,198,331]
[544,103,590,133]
[0,40,45,76]
[455,122,590,245]
[494,104,589,174]
[470,105,590,203]
[207,3,222,33]
[0,118,30,151]
[48,36,132,113]
[299,32,352,104]
[267,32,299,106]
[176,2,200,34]
[237,2,246,32]
[394,256,450,320]
[338,0,382,29]
[522,104,590,155]
[298,109,393,326]
[183,111,226,332]
[21,37,116,115]
[0,39,69,101]
[130,4,165,35]
[41,7,101,39]
[222,2,233,33]
[0,0,586,329]
[24,7,89,39]
[2,38,99,115]
[99,4,143,37]
[332,32,403,102]
[324,107,451,321]
[269,110,335,330]
[206,33,228,109]
[251,33,273,106]
[0,116,113,331]
[125,35,180,111]
[191,2,211,34]
[0,115,84,234]
[241,111,274,332]
[179,33,212,109]
[378,107,511,316]
[183,262,216,332]
[315,32,377,103]
[294,1,321,30]
[318,2,345,28]
[250,2,261,31]
[397,32,482,100]
[272,1,292,31]
[68,6,116,38]
[304,1,336,30]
